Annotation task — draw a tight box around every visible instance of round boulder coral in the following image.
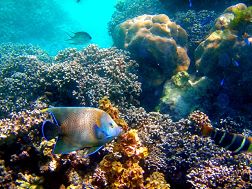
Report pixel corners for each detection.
[113,14,190,88]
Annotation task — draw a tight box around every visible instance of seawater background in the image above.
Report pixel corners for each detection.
[0,0,117,55]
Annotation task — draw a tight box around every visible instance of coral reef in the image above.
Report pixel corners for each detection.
[194,3,252,119]
[108,0,166,36]
[113,14,190,84]
[187,147,252,189]
[113,14,190,110]
[0,44,141,118]
[90,98,170,189]
[0,95,251,188]
[121,107,252,188]
[157,72,213,119]
[159,0,252,10]
[173,10,218,58]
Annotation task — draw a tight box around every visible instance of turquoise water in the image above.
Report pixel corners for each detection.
[0,0,117,55]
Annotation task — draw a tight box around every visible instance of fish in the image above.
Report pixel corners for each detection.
[232,59,240,67]
[200,16,213,26]
[243,32,252,46]
[200,124,252,153]
[220,78,225,86]
[188,0,192,8]
[66,31,92,45]
[41,107,122,156]
[76,0,80,2]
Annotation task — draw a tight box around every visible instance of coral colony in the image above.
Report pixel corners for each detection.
[0,2,252,189]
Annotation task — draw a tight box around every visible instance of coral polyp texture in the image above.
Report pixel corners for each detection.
[121,107,252,188]
[108,0,166,36]
[0,43,141,117]
[113,14,190,89]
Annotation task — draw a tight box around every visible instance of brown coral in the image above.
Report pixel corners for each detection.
[189,110,213,134]
[114,129,148,159]
[99,96,128,131]
[113,14,190,88]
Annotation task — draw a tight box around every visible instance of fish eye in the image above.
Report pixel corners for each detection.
[110,122,114,128]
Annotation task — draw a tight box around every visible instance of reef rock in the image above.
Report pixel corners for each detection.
[193,3,252,118]
[195,3,252,77]
[113,14,190,88]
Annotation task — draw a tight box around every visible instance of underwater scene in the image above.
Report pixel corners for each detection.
[1,0,252,188]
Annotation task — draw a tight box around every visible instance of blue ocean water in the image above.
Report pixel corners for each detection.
[0,0,117,55]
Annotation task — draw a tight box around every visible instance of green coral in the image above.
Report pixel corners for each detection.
[171,71,190,88]
[229,6,252,30]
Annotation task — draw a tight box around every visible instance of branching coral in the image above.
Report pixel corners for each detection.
[0,44,141,117]
[187,153,252,189]
[120,107,252,188]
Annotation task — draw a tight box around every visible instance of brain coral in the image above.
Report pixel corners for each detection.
[108,0,166,36]
[113,14,190,87]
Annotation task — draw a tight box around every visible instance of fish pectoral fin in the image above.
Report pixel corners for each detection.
[79,146,104,157]
[53,136,80,154]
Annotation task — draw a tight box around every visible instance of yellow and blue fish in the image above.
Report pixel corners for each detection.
[201,124,252,154]
[42,107,122,156]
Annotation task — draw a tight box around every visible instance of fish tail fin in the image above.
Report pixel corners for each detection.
[201,125,214,137]
[247,137,252,152]
[65,31,74,41]
[42,120,60,140]
[41,108,49,113]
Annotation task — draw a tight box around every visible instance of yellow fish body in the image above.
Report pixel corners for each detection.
[42,107,122,156]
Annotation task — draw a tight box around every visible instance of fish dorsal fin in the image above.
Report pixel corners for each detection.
[77,146,104,157]
[53,136,81,154]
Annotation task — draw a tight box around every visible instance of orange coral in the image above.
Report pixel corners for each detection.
[145,172,170,189]
[114,129,148,159]
[95,97,169,189]
[99,96,128,131]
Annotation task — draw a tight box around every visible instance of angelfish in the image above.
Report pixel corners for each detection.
[41,107,122,156]
[201,124,252,154]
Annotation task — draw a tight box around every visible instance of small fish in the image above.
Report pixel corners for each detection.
[200,124,252,154]
[243,32,252,46]
[66,31,92,45]
[200,16,212,26]
[42,107,122,156]
[188,0,192,8]
[76,0,80,2]
[232,59,240,67]
[220,78,225,86]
